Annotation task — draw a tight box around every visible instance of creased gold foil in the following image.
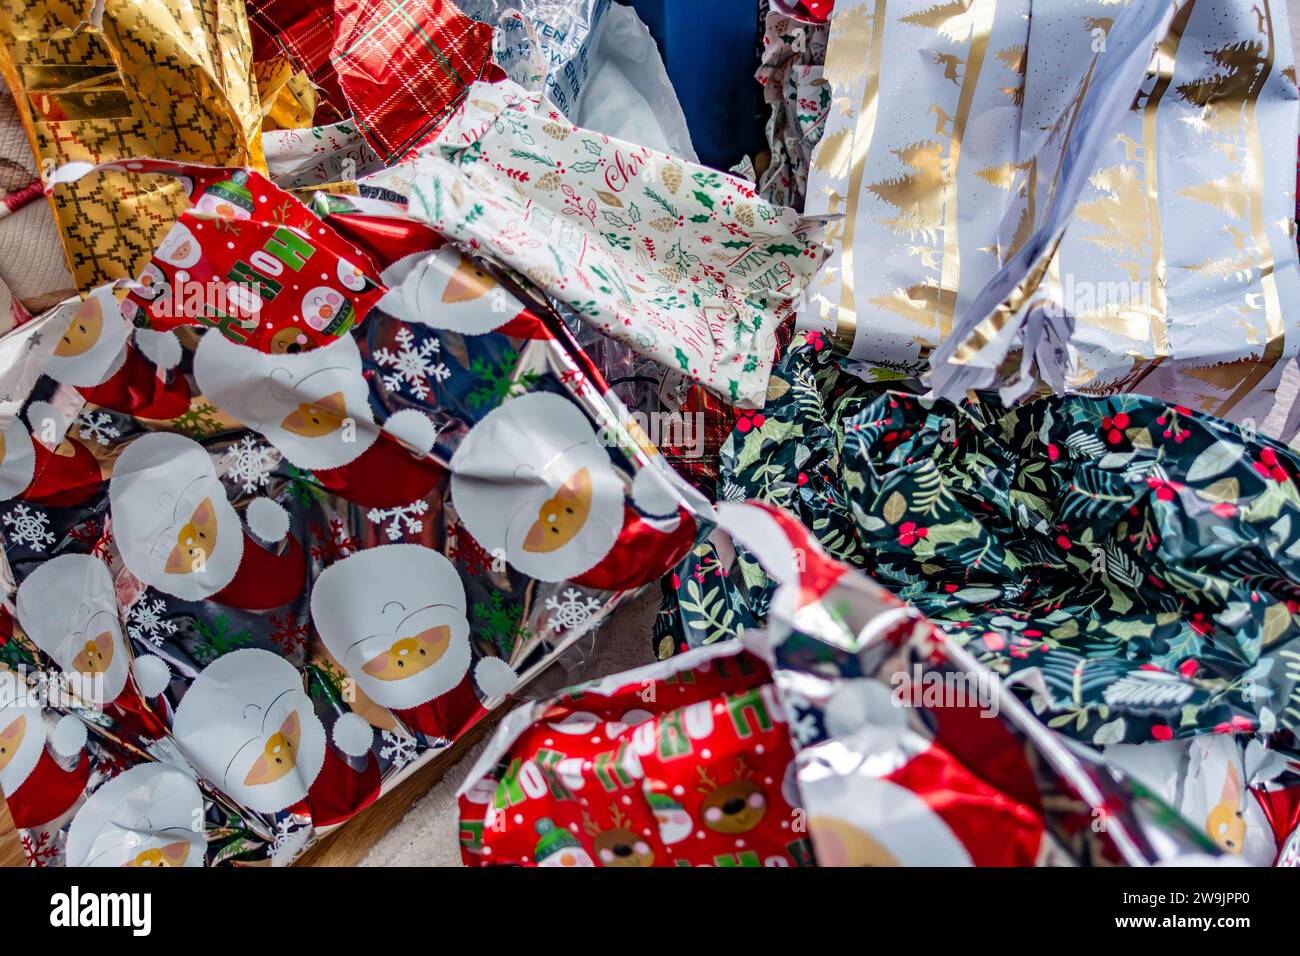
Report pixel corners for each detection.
[0,0,265,293]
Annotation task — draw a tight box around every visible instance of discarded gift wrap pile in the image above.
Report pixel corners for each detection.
[0,0,1299,868]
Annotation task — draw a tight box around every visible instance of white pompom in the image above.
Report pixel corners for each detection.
[46,160,95,187]
[631,464,681,518]
[25,400,70,446]
[383,409,437,454]
[332,712,374,758]
[51,715,87,758]
[132,654,172,698]
[474,657,519,699]
[246,496,290,543]
[135,328,183,371]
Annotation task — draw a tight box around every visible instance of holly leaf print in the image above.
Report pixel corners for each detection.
[674,347,692,372]
[735,418,802,471]
[693,190,714,211]
[1186,440,1244,482]
[570,160,600,174]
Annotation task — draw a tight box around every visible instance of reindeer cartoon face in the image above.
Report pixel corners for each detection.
[378,246,513,335]
[17,554,129,705]
[698,761,767,835]
[587,807,655,867]
[194,331,377,470]
[172,649,326,814]
[109,433,244,601]
[450,392,624,583]
[66,763,206,867]
[43,287,131,388]
[312,545,472,710]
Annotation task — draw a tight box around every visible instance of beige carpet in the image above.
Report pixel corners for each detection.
[359,587,660,866]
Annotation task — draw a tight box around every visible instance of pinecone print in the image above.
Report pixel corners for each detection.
[543,122,571,140]
[659,262,682,282]
[649,216,678,232]
[735,203,754,227]
[661,163,683,194]
[536,170,562,191]
[527,265,560,287]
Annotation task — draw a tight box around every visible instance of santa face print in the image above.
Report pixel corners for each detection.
[66,763,205,867]
[194,331,376,470]
[16,554,129,706]
[44,287,130,388]
[311,545,471,710]
[450,392,624,582]
[0,700,43,797]
[378,246,512,335]
[804,775,972,867]
[172,649,326,814]
[135,262,169,301]
[156,222,202,269]
[109,433,244,601]
[0,415,35,501]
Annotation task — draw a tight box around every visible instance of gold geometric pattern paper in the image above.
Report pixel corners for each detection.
[0,0,265,292]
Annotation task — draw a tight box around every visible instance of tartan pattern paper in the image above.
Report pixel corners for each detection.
[332,0,493,165]
[247,0,348,123]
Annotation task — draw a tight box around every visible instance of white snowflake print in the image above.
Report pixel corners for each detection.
[380,730,418,770]
[720,480,748,502]
[127,596,179,648]
[270,817,311,866]
[373,326,450,400]
[544,587,602,634]
[366,499,429,541]
[75,410,121,446]
[222,435,278,495]
[3,503,54,551]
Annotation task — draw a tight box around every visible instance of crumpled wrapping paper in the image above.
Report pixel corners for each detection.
[0,179,710,864]
[459,497,1218,866]
[666,331,1300,753]
[0,0,266,293]
[801,0,1300,438]
[397,68,826,408]
[755,12,829,210]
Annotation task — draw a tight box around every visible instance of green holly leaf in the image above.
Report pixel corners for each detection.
[674,347,692,372]
[692,190,714,211]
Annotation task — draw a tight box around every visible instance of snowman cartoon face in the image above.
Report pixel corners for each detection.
[44,287,131,388]
[135,263,169,301]
[647,788,693,845]
[17,554,130,706]
[378,246,512,335]
[193,332,376,470]
[301,287,352,333]
[193,190,252,221]
[156,222,202,269]
[172,649,326,814]
[337,258,367,293]
[0,415,35,502]
[450,392,624,583]
[311,545,472,710]
[109,433,244,601]
[66,763,206,867]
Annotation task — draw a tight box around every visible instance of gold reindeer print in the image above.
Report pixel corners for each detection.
[994,45,1026,105]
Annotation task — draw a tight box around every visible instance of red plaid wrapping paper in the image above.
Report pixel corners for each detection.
[332,0,493,165]
[248,0,348,123]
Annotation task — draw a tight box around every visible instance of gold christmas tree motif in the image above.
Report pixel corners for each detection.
[1181,225,1255,282]
[811,126,854,178]
[1177,177,1248,220]
[1073,163,1147,279]
[1175,40,1269,136]
[870,281,955,328]
[823,4,876,96]
[994,45,1026,106]
[1074,304,1149,342]
[1283,66,1297,85]
[1070,356,1161,396]
[867,140,952,242]
[900,1,980,44]
[975,160,1030,190]
[1183,355,1269,391]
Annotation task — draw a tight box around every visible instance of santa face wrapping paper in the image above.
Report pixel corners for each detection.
[0,180,708,865]
[393,62,827,409]
[801,0,1300,438]
[685,331,1300,751]
[461,501,1218,866]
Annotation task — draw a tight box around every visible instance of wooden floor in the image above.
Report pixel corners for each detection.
[0,802,21,867]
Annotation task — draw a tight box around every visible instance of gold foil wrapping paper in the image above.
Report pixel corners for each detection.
[803,0,1300,440]
[0,0,265,293]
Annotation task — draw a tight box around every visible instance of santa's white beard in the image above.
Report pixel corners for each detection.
[67,763,206,867]
[343,622,472,711]
[0,702,45,795]
[0,418,35,501]
[62,650,129,707]
[43,313,130,388]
